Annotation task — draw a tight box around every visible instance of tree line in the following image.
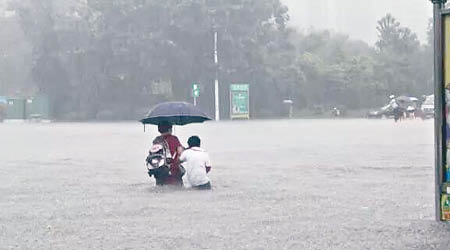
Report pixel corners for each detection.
[0,0,433,119]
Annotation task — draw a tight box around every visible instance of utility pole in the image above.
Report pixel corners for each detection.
[208,5,220,121]
[431,0,447,221]
[214,30,220,121]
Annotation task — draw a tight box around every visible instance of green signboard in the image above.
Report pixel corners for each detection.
[230,84,249,92]
[6,98,26,120]
[230,84,249,119]
[26,95,51,119]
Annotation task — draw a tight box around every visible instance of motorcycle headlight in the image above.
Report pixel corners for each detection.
[149,157,166,169]
[149,158,160,168]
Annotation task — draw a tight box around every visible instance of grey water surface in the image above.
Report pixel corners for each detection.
[1,119,449,250]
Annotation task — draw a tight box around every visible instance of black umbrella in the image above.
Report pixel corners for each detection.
[140,102,211,125]
[396,96,418,109]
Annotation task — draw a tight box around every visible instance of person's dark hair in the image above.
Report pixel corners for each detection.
[187,136,201,148]
[158,121,172,134]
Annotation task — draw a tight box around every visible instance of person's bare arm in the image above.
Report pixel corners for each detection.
[205,153,212,173]
[177,146,184,156]
[179,149,186,163]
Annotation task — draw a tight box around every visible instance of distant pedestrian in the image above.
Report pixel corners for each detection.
[390,95,402,122]
[179,136,212,190]
[332,107,340,117]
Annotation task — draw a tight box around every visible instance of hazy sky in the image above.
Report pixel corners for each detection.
[281,0,433,45]
[0,0,434,44]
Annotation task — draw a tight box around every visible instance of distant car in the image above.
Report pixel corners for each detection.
[367,104,393,118]
[368,96,422,119]
[367,110,382,118]
[421,95,434,119]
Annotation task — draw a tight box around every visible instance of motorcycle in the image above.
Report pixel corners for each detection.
[146,142,185,185]
[146,143,172,186]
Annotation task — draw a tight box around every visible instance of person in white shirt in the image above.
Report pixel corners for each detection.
[179,136,212,190]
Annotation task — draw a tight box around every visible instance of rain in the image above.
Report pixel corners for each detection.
[1,0,450,249]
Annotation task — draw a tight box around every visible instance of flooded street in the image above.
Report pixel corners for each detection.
[1,119,450,250]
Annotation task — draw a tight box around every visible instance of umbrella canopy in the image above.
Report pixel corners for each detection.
[140,102,211,125]
[396,96,417,103]
[396,96,418,109]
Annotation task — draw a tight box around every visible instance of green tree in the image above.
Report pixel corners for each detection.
[374,14,431,99]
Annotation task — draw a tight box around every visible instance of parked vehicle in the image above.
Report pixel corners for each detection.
[367,104,393,118]
[367,96,419,120]
[421,95,434,119]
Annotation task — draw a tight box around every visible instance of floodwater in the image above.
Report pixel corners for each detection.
[1,119,450,250]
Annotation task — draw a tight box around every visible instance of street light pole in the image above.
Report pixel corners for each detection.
[214,30,220,121]
[431,0,447,221]
[208,5,220,121]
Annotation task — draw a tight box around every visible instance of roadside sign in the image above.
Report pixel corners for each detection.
[230,84,250,119]
[192,83,200,98]
[438,10,450,221]
[192,83,200,106]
